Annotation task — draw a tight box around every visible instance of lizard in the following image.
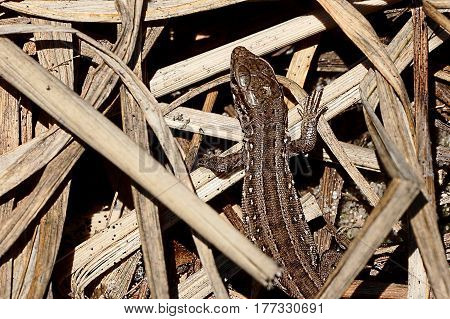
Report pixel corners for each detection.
[199,46,342,298]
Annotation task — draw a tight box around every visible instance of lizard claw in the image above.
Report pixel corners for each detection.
[297,89,326,121]
[197,150,219,169]
[291,89,325,154]
[197,149,244,174]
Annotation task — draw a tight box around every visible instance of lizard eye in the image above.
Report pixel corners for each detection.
[236,65,250,88]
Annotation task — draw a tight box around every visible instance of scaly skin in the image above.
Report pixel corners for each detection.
[201,46,334,298]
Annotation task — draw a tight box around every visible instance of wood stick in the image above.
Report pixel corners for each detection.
[408,3,432,298]
[1,0,246,23]
[149,0,401,97]
[0,37,280,288]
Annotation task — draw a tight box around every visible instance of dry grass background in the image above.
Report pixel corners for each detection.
[0,0,449,299]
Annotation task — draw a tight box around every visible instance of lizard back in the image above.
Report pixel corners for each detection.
[230,46,323,298]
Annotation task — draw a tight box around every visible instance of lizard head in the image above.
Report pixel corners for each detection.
[230,46,283,119]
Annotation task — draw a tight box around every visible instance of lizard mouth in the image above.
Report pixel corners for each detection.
[231,46,254,60]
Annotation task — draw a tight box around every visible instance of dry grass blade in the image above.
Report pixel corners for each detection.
[364,94,420,181]
[1,3,168,298]
[423,0,450,33]
[0,20,164,200]
[24,181,70,298]
[122,81,169,299]
[185,90,218,170]
[0,17,75,298]
[178,255,238,299]
[0,141,83,259]
[0,22,209,297]
[361,70,450,298]
[82,0,141,109]
[0,79,27,299]
[374,72,416,159]
[360,23,445,141]
[315,0,413,129]
[284,24,446,144]
[434,66,450,83]
[71,224,141,297]
[149,0,400,97]
[358,19,450,298]
[434,68,450,84]
[285,36,320,109]
[163,75,228,115]
[16,17,75,299]
[323,25,440,297]
[59,209,139,295]
[0,7,151,196]
[376,70,428,297]
[435,81,450,106]
[342,280,407,299]
[2,21,179,176]
[409,3,433,298]
[320,179,419,298]
[118,21,228,298]
[0,37,280,287]
[317,118,379,206]
[191,234,229,299]
[0,14,150,279]
[142,22,166,58]
[0,127,69,197]
[313,142,380,172]
[318,103,422,298]
[316,167,344,255]
[428,0,450,8]
[0,0,246,23]
[435,118,450,134]
[118,0,170,299]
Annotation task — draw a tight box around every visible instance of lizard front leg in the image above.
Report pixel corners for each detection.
[289,89,325,155]
[198,149,244,174]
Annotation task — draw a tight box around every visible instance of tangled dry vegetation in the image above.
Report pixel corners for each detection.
[0,0,449,299]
